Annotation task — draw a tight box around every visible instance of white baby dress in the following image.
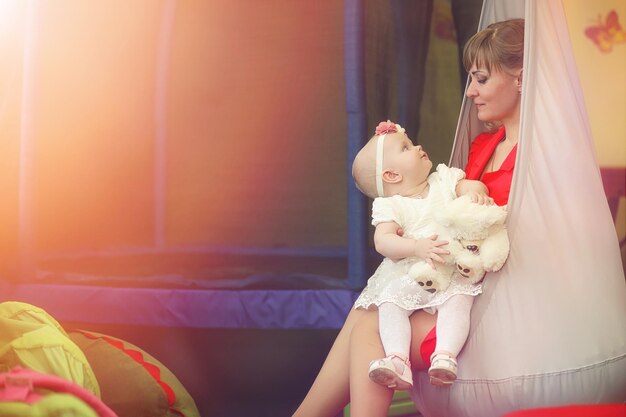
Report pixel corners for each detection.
[354,164,483,312]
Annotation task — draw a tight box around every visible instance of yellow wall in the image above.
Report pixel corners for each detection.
[564,1,625,257]
[563,0,626,167]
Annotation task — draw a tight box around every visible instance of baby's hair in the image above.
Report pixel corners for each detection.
[352,135,379,199]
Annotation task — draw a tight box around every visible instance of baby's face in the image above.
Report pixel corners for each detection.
[382,133,432,186]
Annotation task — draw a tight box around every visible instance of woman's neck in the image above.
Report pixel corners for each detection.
[502,118,520,145]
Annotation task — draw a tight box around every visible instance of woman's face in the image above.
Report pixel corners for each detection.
[466,64,522,124]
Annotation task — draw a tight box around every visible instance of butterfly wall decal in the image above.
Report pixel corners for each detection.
[584,9,626,53]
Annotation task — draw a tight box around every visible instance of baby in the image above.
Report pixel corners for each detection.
[352,120,493,389]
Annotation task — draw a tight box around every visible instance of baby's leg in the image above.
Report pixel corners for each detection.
[378,302,412,360]
[435,294,474,357]
[367,303,414,391]
[375,274,425,361]
[429,294,475,386]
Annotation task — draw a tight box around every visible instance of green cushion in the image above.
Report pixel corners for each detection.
[344,391,422,417]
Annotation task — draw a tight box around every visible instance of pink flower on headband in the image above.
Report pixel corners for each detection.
[375,120,405,135]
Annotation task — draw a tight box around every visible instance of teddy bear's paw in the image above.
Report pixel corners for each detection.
[456,263,471,278]
[455,263,486,284]
[416,279,438,294]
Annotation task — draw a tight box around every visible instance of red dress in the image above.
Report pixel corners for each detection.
[420,127,516,366]
[464,127,516,206]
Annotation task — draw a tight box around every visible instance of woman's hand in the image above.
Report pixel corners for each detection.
[414,235,449,268]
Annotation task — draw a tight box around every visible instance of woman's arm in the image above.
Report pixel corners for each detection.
[374,221,449,265]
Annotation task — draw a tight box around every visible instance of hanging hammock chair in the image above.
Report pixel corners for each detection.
[410,1,626,416]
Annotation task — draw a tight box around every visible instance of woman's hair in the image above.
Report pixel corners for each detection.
[463,18,524,74]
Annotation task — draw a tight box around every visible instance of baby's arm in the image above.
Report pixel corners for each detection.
[455,179,493,205]
[375,221,449,265]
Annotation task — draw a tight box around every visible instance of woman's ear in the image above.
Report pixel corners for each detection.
[382,170,402,184]
[516,69,523,93]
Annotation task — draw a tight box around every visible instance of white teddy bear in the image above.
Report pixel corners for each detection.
[408,195,510,295]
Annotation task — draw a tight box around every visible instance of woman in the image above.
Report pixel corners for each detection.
[292,18,524,417]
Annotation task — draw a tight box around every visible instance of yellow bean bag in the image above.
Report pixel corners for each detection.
[0,366,117,417]
[0,301,100,397]
[0,393,99,417]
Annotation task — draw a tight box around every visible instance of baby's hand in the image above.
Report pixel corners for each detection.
[414,235,449,268]
[465,190,494,205]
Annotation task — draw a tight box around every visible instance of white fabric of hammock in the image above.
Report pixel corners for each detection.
[411,1,626,415]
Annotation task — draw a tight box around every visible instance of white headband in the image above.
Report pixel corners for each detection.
[372,121,405,198]
[375,134,386,197]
